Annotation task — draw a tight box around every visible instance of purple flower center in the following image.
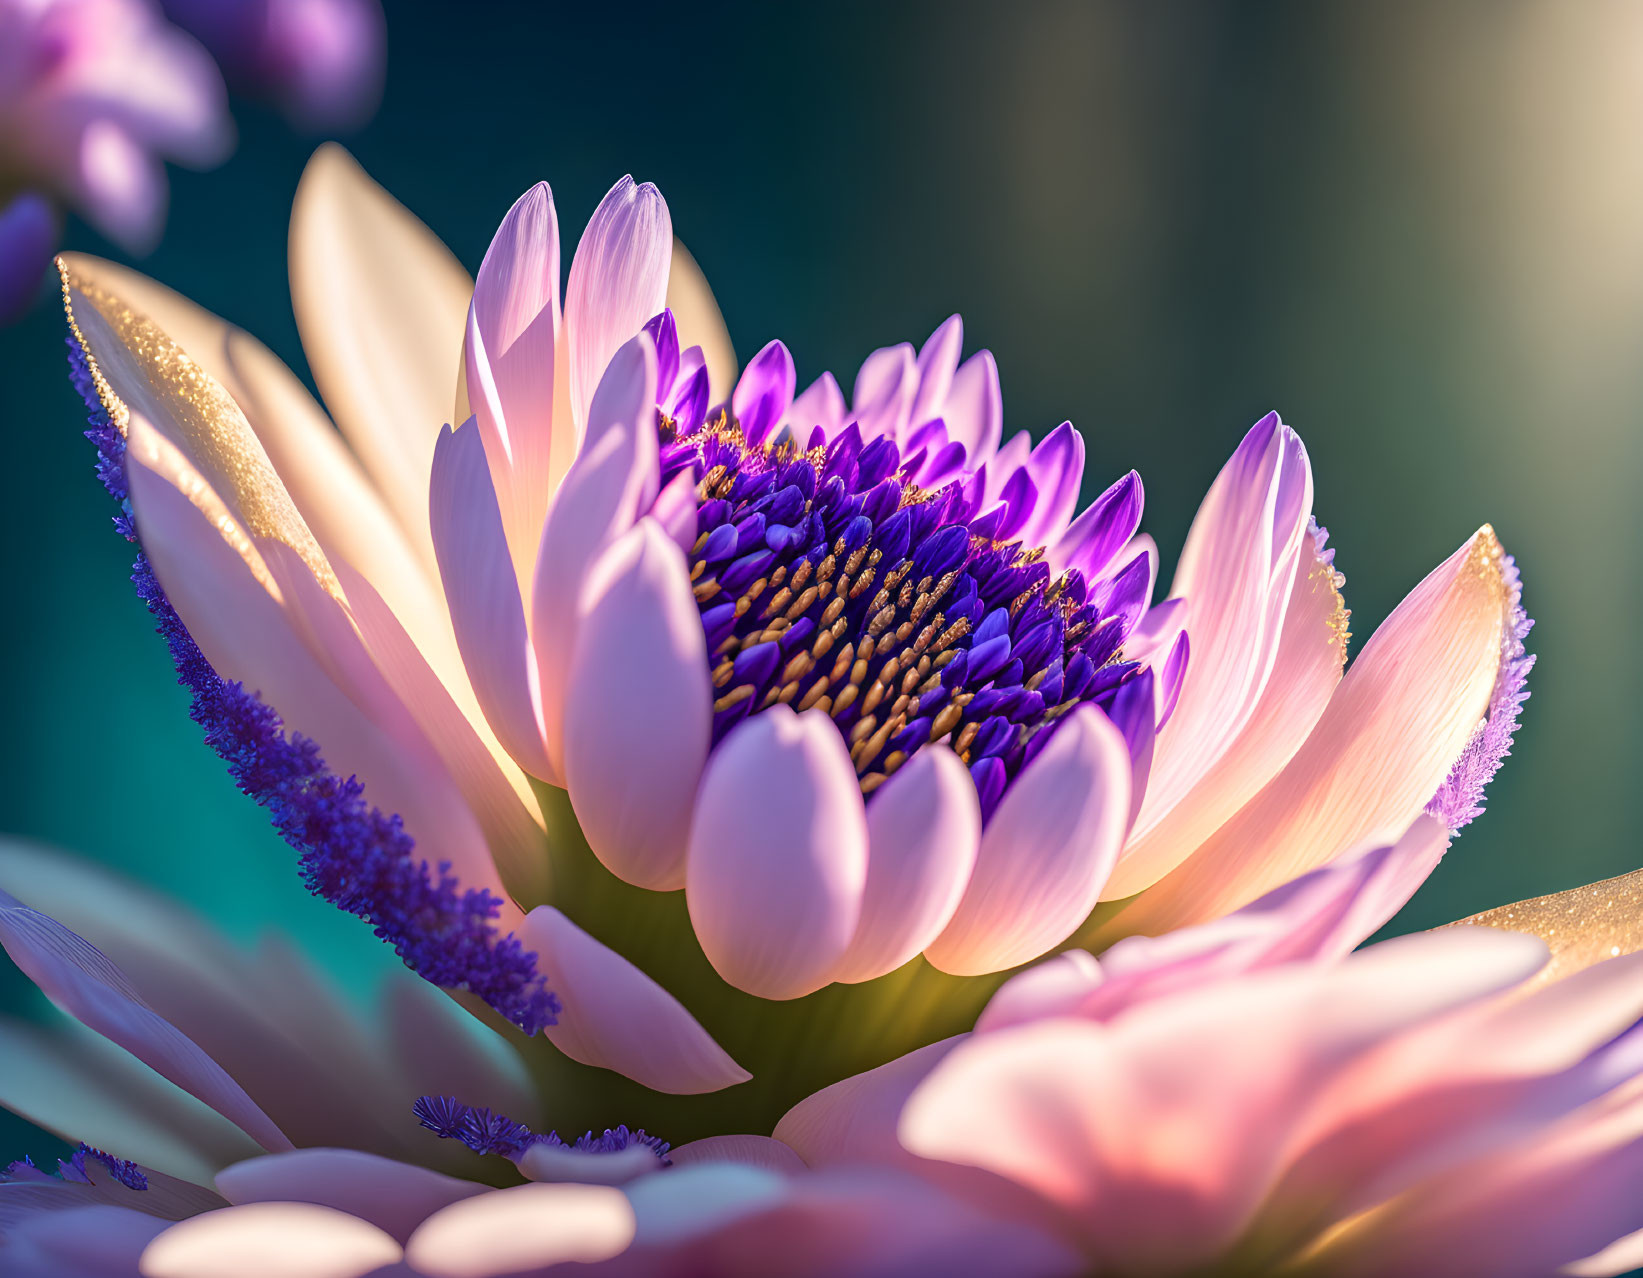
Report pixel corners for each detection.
[658,412,1144,820]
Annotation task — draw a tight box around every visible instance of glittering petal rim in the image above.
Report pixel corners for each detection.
[66,334,558,1035]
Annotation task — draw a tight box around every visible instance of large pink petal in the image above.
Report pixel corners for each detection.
[835,746,981,984]
[519,906,749,1094]
[685,708,868,999]
[565,176,671,433]
[141,1203,402,1278]
[1320,1087,1643,1278]
[1106,518,1348,899]
[983,816,1450,1033]
[1125,414,1313,865]
[532,334,659,776]
[774,1038,962,1170]
[925,707,1130,976]
[564,522,710,889]
[215,1150,482,1245]
[429,419,552,778]
[1104,526,1514,938]
[0,894,288,1153]
[902,929,1549,1272]
[404,1183,635,1276]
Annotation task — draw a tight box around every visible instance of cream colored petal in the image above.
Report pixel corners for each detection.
[289,144,472,556]
[1095,527,1511,941]
[666,236,737,400]
[57,252,438,598]
[61,259,336,600]
[59,254,497,760]
[1445,867,1643,991]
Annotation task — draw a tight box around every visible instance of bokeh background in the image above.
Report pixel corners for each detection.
[3,0,1642,1165]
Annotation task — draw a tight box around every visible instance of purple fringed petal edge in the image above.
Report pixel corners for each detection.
[67,337,558,1035]
[1425,552,1535,832]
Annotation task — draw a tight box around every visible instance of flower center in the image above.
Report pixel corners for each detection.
[659,412,1141,818]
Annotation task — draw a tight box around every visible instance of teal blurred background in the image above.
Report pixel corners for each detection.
[3,1,1642,1164]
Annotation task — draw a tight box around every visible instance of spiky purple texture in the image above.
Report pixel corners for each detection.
[413,1096,671,1164]
[1426,553,1535,831]
[3,1145,148,1191]
[67,337,558,1035]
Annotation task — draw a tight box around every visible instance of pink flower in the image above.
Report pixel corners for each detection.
[158,0,386,130]
[4,834,1643,1275]
[48,144,1535,1138]
[0,0,232,318]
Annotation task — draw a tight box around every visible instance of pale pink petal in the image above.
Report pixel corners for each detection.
[0,1016,260,1185]
[774,1038,963,1170]
[465,183,564,574]
[1125,414,1313,863]
[925,707,1130,976]
[2,1203,168,1278]
[1265,948,1643,1237]
[649,467,700,553]
[516,1142,662,1186]
[835,746,981,984]
[784,371,847,441]
[685,708,868,999]
[1106,518,1348,899]
[519,906,749,1094]
[565,176,671,433]
[1321,1090,1643,1278]
[0,895,288,1153]
[670,1135,808,1175]
[429,420,553,778]
[943,349,1003,463]
[902,929,1549,1271]
[215,1150,482,1244]
[76,121,165,251]
[253,541,518,917]
[289,145,471,555]
[335,562,550,905]
[1103,526,1514,938]
[910,313,964,428]
[623,1165,1079,1278]
[384,981,540,1127]
[1565,1228,1643,1277]
[973,951,1104,1034]
[851,342,918,442]
[984,816,1450,1033]
[404,1183,635,1276]
[621,1163,789,1246]
[141,1203,401,1278]
[533,334,659,777]
[564,523,710,889]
